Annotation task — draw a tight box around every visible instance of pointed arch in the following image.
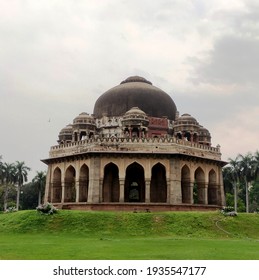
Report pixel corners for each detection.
[79,164,89,202]
[125,162,145,202]
[181,164,191,203]
[150,163,167,202]
[64,165,76,202]
[80,131,87,140]
[52,167,62,203]
[208,169,218,205]
[194,167,206,204]
[103,162,119,202]
[132,127,139,138]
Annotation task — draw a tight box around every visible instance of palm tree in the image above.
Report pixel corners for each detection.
[15,161,31,211]
[2,163,16,211]
[227,156,241,212]
[253,151,259,181]
[238,153,254,213]
[0,155,3,182]
[0,156,3,207]
[32,171,46,206]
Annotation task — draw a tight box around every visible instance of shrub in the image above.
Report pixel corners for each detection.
[220,206,237,216]
[36,202,58,215]
[5,206,17,213]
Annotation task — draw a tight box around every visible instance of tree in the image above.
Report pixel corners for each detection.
[226,156,241,212]
[19,182,38,209]
[0,156,3,209]
[253,151,259,180]
[249,181,259,212]
[14,161,31,211]
[238,153,254,213]
[32,171,46,206]
[0,155,3,184]
[1,163,16,211]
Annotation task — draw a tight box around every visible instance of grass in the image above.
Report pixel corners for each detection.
[0,210,259,260]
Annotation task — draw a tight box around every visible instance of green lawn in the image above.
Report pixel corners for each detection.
[1,210,259,260]
[1,234,259,260]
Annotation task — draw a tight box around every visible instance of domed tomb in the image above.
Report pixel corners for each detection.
[58,124,73,144]
[93,76,177,120]
[123,107,149,121]
[122,107,149,137]
[173,113,200,142]
[198,126,211,146]
[73,112,95,125]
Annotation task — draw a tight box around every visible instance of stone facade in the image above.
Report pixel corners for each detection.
[42,76,226,211]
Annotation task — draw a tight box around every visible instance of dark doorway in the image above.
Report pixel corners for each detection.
[150,163,167,202]
[103,163,119,202]
[125,162,145,202]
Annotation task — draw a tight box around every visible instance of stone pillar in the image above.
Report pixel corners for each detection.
[49,182,53,203]
[189,182,194,204]
[61,179,65,203]
[119,179,125,202]
[129,127,132,138]
[182,180,193,204]
[88,156,101,203]
[166,179,170,203]
[190,133,193,143]
[197,183,208,205]
[44,166,52,204]
[145,178,151,203]
[218,166,226,206]
[169,158,182,204]
[208,184,219,205]
[99,177,103,202]
[189,171,195,204]
[204,183,208,205]
[75,180,80,203]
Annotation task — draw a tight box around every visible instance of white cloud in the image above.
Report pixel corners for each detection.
[213,107,259,161]
[1,0,258,179]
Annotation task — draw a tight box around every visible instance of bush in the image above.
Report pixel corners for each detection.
[5,206,17,213]
[220,206,237,216]
[225,193,246,212]
[36,202,58,215]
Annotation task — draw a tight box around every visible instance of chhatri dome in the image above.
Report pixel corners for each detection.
[93,76,177,120]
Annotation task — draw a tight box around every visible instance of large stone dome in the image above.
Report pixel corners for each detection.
[93,76,177,120]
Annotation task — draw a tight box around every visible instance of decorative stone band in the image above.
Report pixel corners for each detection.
[47,136,222,161]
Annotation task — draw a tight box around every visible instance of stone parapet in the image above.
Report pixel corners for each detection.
[49,136,222,161]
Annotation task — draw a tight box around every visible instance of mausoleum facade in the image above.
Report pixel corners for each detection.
[42,76,226,211]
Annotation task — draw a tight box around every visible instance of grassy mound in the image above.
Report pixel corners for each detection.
[1,210,259,239]
[1,210,259,259]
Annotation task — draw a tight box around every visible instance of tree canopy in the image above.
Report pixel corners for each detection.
[0,156,46,211]
[224,151,259,213]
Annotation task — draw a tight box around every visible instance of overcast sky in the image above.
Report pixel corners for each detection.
[1,0,259,180]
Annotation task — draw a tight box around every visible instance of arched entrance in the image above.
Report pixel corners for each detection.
[103,163,119,202]
[64,165,76,202]
[208,169,218,205]
[79,131,87,140]
[125,162,145,202]
[150,163,167,202]
[194,167,206,204]
[52,167,62,203]
[79,164,89,202]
